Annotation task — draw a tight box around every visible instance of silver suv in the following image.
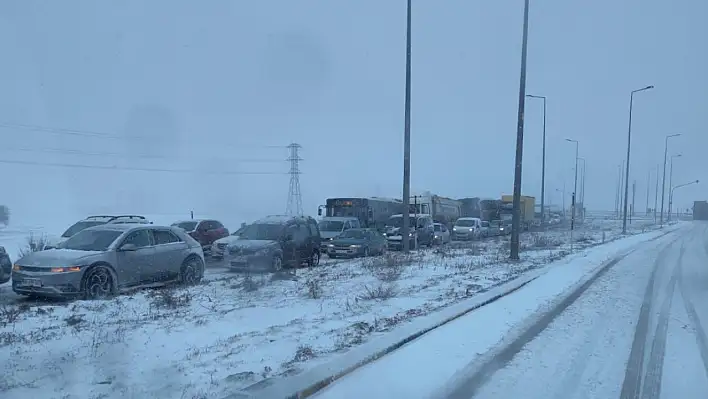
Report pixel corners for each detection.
[47,215,152,249]
[12,224,204,299]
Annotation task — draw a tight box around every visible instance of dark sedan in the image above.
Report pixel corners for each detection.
[324,228,387,258]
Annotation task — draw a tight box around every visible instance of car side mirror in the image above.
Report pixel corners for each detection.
[119,243,138,251]
[318,208,322,216]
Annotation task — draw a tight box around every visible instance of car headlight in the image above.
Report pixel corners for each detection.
[350,244,361,248]
[254,248,271,256]
[327,244,335,248]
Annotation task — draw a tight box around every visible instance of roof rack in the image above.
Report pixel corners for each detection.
[109,215,147,221]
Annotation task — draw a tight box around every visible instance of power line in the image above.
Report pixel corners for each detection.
[0,146,284,163]
[0,121,287,149]
[0,159,288,175]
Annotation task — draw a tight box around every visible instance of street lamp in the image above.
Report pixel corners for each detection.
[526,94,547,224]
[622,85,654,234]
[577,157,586,221]
[565,138,579,231]
[660,133,681,226]
[668,153,683,221]
[509,0,531,261]
[401,0,412,253]
[670,180,699,222]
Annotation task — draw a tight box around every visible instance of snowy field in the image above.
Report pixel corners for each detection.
[0,218,661,399]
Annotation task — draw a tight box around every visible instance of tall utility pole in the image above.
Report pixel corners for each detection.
[631,180,636,220]
[566,139,579,231]
[623,85,654,234]
[509,0,530,261]
[654,163,660,222]
[577,157,586,222]
[401,0,413,253]
[285,143,303,216]
[526,94,547,225]
[614,165,620,217]
[668,153,682,221]
[619,160,625,219]
[660,133,680,226]
[645,170,650,215]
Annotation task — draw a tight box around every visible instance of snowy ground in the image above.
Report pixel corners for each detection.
[0,219,660,399]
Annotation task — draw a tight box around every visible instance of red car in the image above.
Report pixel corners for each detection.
[172,219,229,254]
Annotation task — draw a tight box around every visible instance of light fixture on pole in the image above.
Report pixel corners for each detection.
[670,180,699,222]
[622,85,654,234]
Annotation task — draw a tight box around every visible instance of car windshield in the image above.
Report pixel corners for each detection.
[386,216,403,228]
[339,229,366,239]
[61,229,123,251]
[172,221,198,231]
[319,221,344,232]
[434,224,442,231]
[61,221,107,238]
[456,219,476,227]
[239,223,284,241]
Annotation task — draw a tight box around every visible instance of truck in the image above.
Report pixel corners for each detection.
[500,195,536,230]
[459,197,481,218]
[410,191,461,228]
[322,197,405,230]
[693,200,708,220]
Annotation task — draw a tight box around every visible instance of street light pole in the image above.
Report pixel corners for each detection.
[622,85,654,234]
[668,153,682,221]
[660,133,680,226]
[401,0,413,253]
[645,170,650,216]
[509,0,531,261]
[526,94,546,225]
[654,163,659,222]
[670,180,700,222]
[566,139,579,231]
[577,157,586,222]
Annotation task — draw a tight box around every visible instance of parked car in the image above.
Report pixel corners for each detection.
[452,217,481,240]
[318,216,361,254]
[171,219,229,254]
[12,224,204,299]
[384,213,435,250]
[228,215,321,272]
[325,228,387,258]
[47,215,151,249]
[0,246,11,284]
[211,224,248,260]
[433,223,451,245]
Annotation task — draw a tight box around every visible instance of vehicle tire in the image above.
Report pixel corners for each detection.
[82,265,115,300]
[363,247,370,257]
[179,256,204,285]
[271,255,283,272]
[307,250,320,267]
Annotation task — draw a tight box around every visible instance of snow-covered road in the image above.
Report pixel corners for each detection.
[313,222,708,399]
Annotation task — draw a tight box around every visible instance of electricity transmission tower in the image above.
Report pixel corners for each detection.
[286,143,303,216]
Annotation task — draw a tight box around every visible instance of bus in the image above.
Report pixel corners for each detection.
[321,197,406,230]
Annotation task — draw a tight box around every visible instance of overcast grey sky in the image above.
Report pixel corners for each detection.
[0,0,705,231]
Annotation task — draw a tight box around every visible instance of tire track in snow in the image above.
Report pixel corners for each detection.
[641,243,682,398]
[620,236,679,399]
[676,225,708,383]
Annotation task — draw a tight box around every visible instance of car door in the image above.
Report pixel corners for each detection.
[151,228,187,281]
[282,223,299,265]
[294,223,312,263]
[115,229,155,287]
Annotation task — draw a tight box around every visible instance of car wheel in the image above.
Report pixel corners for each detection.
[271,255,283,272]
[180,256,204,285]
[308,250,320,267]
[82,266,115,300]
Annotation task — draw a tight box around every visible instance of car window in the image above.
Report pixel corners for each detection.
[153,229,181,245]
[307,220,319,237]
[482,221,490,227]
[210,220,223,229]
[434,225,441,232]
[351,219,360,228]
[122,229,151,248]
[294,224,309,243]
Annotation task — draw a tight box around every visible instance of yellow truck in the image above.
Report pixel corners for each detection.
[501,195,536,230]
